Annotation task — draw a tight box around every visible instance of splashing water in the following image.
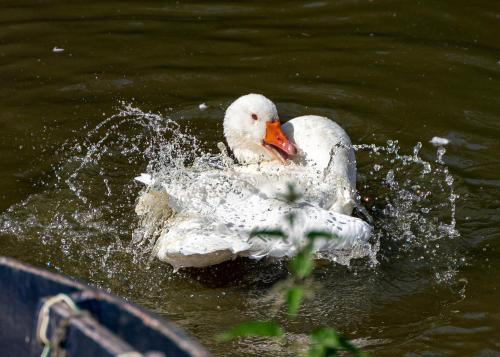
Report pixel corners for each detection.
[0,103,205,286]
[354,140,460,282]
[0,103,460,288]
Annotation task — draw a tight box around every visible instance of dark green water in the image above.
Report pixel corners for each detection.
[1,1,499,355]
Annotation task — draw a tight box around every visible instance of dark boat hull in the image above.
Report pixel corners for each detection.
[0,257,209,357]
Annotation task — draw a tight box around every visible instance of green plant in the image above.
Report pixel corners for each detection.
[217,184,367,357]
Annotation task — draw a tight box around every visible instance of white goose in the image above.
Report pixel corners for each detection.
[135,94,372,268]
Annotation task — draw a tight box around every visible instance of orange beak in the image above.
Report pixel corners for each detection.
[263,121,297,156]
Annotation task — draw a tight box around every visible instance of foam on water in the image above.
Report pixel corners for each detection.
[0,103,460,286]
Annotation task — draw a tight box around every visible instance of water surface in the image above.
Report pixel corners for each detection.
[1,1,499,355]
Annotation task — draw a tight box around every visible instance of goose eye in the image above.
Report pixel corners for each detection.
[251,113,258,121]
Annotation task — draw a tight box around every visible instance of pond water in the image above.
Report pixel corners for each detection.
[1,1,499,355]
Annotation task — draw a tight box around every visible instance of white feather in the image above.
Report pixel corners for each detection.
[135,94,373,268]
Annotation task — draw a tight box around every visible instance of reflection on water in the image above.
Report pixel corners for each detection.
[1,1,499,355]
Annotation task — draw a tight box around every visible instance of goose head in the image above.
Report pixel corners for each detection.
[224,94,297,164]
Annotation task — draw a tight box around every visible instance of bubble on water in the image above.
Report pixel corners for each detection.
[430,136,450,147]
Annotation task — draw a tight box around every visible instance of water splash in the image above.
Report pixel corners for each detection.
[0,103,205,288]
[0,103,460,287]
[354,139,460,283]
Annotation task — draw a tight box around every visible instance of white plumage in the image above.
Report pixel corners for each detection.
[135,94,372,269]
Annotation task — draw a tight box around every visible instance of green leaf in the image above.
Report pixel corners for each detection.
[286,286,304,317]
[290,246,314,279]
[310,327,340,348]
[286,212,296,227]
[308,345,338,357]
[281,182,301,203]
[217,321,284,342]
[250,229,287,239]
[309,328,367,357]
[306,231,337,241]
